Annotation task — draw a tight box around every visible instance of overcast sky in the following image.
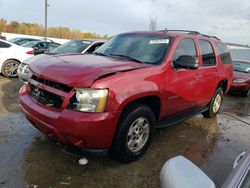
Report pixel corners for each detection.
[0,0,250,44]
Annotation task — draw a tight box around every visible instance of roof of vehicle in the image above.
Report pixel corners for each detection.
[120,30,221,42]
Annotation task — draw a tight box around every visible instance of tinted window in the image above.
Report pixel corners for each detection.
[216,42,232,64]
[0,41,11,48]
[172,38,197,61]
[199,40,216,66]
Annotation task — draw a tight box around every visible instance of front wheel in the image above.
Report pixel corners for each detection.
[202,88,224,118]
[111,104,155,163]
[2,59,20,78]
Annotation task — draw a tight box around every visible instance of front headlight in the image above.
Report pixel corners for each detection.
[233,79,246,83]
[19,63,30,74]
[24,64,30,74]
[68,88,108,112]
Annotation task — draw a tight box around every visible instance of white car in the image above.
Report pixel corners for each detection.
[0,39,33,78]
[161,149,250,188]
[18,39,106,83]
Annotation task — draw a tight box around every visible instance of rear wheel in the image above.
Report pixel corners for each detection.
[202,88,223,118]
[2,60,20,78]
[242,87,250,97]
[111,104,155,163]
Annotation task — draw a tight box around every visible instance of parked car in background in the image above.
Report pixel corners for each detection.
[19,30,233,163]
[21,40,40,48]
[33,41,60,55]
[160,149,250,188]
[21,40,61,55]
[48,39,105,55]
[18,39,105,83]
[8,37,40,46]
[0,39,33,77]
[230,60,250,97]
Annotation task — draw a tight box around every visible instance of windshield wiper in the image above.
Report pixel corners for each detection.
[108,54,144,64]
[92,52,109,57]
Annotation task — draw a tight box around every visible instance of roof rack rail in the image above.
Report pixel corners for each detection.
[165,29,201,35]
[162,29,220,41]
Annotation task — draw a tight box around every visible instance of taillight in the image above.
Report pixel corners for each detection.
[26,50,33,54]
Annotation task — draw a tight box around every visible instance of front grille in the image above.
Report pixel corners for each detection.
[29,84,64,109]
[31,75,72,92]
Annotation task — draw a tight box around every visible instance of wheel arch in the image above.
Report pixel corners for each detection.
[119,95,162,122]
[217,80,228,94]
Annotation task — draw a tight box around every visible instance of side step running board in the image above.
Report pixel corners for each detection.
[156,106,209,128]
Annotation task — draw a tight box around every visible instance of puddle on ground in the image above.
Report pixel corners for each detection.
[22,116,220,188]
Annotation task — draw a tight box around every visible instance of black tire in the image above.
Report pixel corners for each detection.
[111,104,156,163]
[242,87,250,97]
[1,59,20,78]
[202,88,224,118]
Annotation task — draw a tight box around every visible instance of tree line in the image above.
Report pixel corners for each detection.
[0,18,109,39]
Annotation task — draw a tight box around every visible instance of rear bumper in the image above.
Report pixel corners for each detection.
[19,93,121,149]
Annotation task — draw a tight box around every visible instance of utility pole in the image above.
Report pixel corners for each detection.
[45,0,48,40]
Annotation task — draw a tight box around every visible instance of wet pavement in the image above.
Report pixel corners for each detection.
[0,75,249,188]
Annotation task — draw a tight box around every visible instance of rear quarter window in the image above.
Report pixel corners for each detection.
[215,42,232,64]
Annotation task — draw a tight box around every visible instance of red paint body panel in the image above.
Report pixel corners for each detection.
[19,31,233,150]
[29,54,151,87]
[20,86,121,148]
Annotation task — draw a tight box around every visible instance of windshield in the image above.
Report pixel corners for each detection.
[94,33,171,64]
[50,40,92,54]
[233,61,250,73]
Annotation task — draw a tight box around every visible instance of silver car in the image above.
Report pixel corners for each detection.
[161,149,250,188]
[17,39,105,83]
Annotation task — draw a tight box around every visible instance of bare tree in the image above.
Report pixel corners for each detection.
[149,15,157,31]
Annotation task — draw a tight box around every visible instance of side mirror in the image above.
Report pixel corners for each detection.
[160,156,216,188]
[174,55,199,70]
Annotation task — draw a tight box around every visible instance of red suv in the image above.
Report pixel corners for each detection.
[19,30,233,163]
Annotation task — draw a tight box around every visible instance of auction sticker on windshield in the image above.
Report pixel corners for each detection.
[149,39,169,44]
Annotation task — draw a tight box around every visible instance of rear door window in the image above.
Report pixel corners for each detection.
[199,39,216,66]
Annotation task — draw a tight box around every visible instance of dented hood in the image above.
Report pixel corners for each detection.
[30,54,151,87]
